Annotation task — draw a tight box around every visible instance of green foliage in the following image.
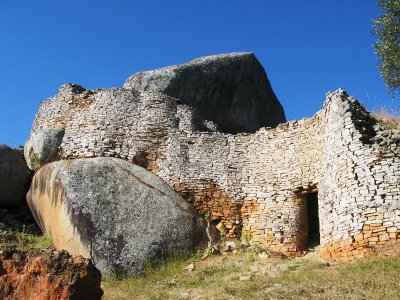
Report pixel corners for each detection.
[220,233,226,242]
[240,231,253,243]
[204,211,211,221]
[41,234,53,248]
[14,228,53,251]
[191,249,203,261]
[24,233,37,244]
[373,0,400,95]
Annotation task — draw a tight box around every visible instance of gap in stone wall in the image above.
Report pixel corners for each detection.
[294,186,320,251]
[306,191,320,248]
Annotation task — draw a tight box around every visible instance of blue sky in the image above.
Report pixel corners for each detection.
[0,0,398,147]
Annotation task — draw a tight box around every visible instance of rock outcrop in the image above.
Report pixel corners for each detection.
[124,52,286,133]
[24,127,65,171]
[0,144,30,208]
[0,248,103,300]
[27,157,212,276]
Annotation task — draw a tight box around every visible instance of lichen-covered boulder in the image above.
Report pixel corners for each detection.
[0,248,103,300]
[27,157,211,276]
[124,52,286,133]
[0,144,30,207]
[24,127,65,171]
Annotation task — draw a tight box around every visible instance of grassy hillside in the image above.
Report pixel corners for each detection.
[103,248,400,300]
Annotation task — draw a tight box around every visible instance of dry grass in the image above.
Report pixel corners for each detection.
[372,107,400,130]
[102,250,400,300]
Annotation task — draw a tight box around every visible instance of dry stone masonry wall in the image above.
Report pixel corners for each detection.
[26,54,400,261]
[318,92,400,259]
[27,85,400,260]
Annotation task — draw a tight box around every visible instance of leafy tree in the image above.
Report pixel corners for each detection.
[373,0,400,95]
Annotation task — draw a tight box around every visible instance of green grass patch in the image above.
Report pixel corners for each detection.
[103,251,400,300]
[0,225,52,252]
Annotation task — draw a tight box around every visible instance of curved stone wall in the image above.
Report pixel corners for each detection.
[27,85,400,260]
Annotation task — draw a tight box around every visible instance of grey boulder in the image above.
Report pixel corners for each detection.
[24,128,64,171]
[0,144,30,207]
[27,157,211,276]
[124,52,286,134]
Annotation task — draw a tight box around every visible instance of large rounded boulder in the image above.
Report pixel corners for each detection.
[124,52,286,133]
[27,157,210,276]
[24,127,65,171]
[0,144,30,207]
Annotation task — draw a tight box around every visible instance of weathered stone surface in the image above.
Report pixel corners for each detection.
[0,248,103,300]
[27,157,211,276]
[24,127,64,171]
[0,144,30,208]
[124,52,286,133]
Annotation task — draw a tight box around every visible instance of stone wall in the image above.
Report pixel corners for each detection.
[27,85,400,260]
[318,92,400,259]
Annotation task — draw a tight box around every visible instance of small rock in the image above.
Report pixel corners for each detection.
[258,251,269,259]
[277,264,288,272]
[207,246,221,255]
[240,241,250,249]
[239,275,252,281]
[234,261,244,267]
[180,292,190,299]
[201,253,209,260]
[184,263,195,273]
[223,241,236,252]
[249,265,259,274]
[168,279,177,286]
[216,222,227,234]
